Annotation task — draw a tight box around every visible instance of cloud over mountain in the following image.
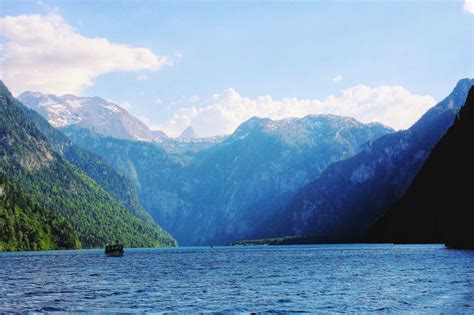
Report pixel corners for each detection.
[0,13,170,95]
[158,85,435,137]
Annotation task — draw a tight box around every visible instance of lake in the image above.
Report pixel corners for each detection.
[0,244,473,313]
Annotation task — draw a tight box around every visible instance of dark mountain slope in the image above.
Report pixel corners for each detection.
[0,172,80,251]
[368,86,474,249]
[0,81,176,248]
[264,79,474,241]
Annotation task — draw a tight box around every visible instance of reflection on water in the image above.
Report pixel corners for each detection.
[0,244,473,312]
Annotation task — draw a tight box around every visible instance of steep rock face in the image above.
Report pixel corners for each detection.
[64,114,393,245]
[18,92,167,141]
[0,82,176,248]
[368,86,474,249]
[267,79,474,241]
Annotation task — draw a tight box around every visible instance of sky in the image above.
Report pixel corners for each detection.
[0,0,473,137]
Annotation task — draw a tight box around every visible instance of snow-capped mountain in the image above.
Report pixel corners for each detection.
[18,92,168,141]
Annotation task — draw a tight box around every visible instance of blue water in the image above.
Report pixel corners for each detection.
[0,244,473,313]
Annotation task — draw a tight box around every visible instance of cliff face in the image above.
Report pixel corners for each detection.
[368,86,474,249]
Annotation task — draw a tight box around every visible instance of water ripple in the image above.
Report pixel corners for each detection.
[0,244,473,312]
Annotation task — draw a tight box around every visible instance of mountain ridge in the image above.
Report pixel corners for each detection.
[18,91,168,141]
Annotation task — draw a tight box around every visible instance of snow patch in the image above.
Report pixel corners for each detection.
[101,104,120,113]
[39,97,60,107]
[67,99,84,109]
[237,132,249,140]
[49,104,67,111]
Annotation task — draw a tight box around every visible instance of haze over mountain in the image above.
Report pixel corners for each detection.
[63,113,393,245]
[368,85,474,249]
[18,92,168,141]
[262,79,474,242]
[0,81,176,248]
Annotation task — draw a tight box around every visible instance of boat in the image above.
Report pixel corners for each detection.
[105,241,124,257]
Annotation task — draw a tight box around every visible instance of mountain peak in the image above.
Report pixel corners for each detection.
[151,129,168,139]
[18,91,168,141]
[61,94,79,99]
[178,126,198,139]
[0,80,13,98]
[455,78,474,90]
[233,114,392,140]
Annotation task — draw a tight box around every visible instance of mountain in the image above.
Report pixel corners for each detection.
[17,96,163,227]
[18,92,168,141]
[266,79,474,242]
[155,135,227,154]
[368,86,474,249]
[0,172,80,251]
[151,129,168,139]
[63,114,393,245]
[178,126,198,139]
[0,81,176,248]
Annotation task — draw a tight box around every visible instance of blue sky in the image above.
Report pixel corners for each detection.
[1,0,473,136]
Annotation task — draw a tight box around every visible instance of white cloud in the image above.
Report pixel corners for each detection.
[136,74,152,81]
[156,86,435,137]
[174,52,184,61]
[0,13,171,95]
[156,98,162,105]
[36,0,59,15]
[332,75,344,82]
[187,95,200,102]
[465,0,474,13]
[36,1,49,9]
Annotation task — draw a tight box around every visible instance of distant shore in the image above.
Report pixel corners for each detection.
[230,236,348,246]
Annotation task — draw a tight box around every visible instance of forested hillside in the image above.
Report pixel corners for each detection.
[0,81,176,248]
[0,172,80,251]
